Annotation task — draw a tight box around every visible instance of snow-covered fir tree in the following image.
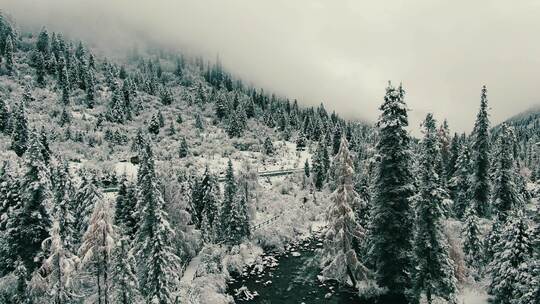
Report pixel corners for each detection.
[200,170,221,243]
[167,121,176,136]
[74,172,103,245]
[175,113,183,124]
[0,163,20,236]
[36,28,50,55]
[304,159,310,178]
[107,83,126,124]
[227,190,251,245]
[0,98,8,133]
[471,85,491,217]
[511,211,540,304]
[160,87,173,105]
[133,142,181,303]
[214,90,228,121]
[4,34,14,75]
[38,127,51,164]
[12,259,30,304]
[437,119,451,184]
[51,161,77,251]
[35,52,46,87]
[227,108,244,138]
[178,137,189,158]
[312,141,329,191]
[190,166,220,238]
[488,211,533,304]
[59,106,71,127]
[492,123,524,221]
[194,113,204,130]
[449,138,472,219]
[215,159,250,245]
[111,236,142,304]
[263,137,274,155]
[57,57,70,105]
[121,78,134,120]
[86,69,96,108]
[295,131,307,151]
[320,136,370,288]
[6,131,51,274]
[10,102,29,157]
[370,82,415,302]
[218,159,239,244]
[462,205,483,273]
[411,114,457,304]
[114,175,138,239]
[332,124,342,155]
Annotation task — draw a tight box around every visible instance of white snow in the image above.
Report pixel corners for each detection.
[180,256,201,284]
[114,161,138,181]
[458,287,489,304]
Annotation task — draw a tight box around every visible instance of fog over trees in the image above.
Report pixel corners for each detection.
[0,10,539,304]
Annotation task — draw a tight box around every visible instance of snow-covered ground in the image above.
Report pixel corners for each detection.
[459,287,489,304]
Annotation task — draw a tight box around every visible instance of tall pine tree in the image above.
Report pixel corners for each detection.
[449,140,472,219]
[312,141,329,191]
[10,102,29,157]
[471,85,491,217]
[4,34,14,75]
[114,175,138,239]
[7,131,51,273]
[111,236,142,304]
[462,205,483,274]
[492,123,523,221]
[74,172,103,245]
[133,142,181,303]
[488,211,533,304]
[0,98,8,133]
[411,114,457,304]
[51,161,77,251]
[370,83,415,303]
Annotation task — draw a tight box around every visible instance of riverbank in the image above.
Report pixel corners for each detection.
[226,230,370,304]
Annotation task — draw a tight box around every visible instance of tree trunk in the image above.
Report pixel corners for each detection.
[56,254,62,304]
[103,231,109,304]
[97,265,102,304]
[346,264,358,288]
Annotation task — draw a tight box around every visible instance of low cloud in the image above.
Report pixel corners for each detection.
[2,0,540,133]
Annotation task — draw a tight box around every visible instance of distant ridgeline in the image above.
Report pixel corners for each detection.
[492,106,540,174]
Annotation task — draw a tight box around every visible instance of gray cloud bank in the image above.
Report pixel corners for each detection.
[2,0,540,133]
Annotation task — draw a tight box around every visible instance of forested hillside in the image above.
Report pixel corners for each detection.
[494,106,540,181]
[0,14,538,304]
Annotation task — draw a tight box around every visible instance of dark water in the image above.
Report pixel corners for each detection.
[227,237,369,304]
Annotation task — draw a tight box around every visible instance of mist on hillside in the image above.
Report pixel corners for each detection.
[2,0,540,133]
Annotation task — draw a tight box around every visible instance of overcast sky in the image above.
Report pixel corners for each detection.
[2,0,540,134]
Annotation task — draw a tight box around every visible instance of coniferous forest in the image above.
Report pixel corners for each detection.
[0,11,539,304]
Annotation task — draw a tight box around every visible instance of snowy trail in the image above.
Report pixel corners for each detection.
[180,256,201,283]
[460,287,489,304]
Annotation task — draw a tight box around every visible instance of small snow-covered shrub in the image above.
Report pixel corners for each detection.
[279,178,295,195]
[223,242,263,276]
[357,280,386,301]
[196,244,228,277]
[0,271,16,301]
[444,220,469,284]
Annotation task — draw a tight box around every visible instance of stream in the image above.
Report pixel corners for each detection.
[227,235,372,304]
